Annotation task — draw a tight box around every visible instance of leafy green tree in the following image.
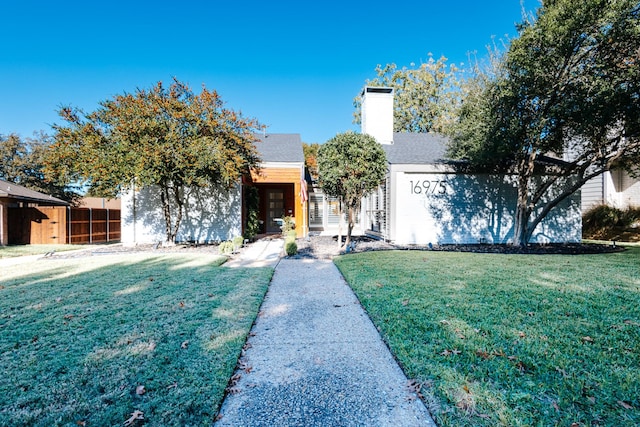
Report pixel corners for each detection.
[317,132,387,248]
[0,132,79,203]
[449,0,640,246]
[354,55,463,134]
[46,78,262,243]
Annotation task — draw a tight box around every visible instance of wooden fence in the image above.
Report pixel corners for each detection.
[7,206,120,245]
[68,208,121,244]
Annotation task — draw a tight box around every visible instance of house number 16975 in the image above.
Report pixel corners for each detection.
[409,180,448,195]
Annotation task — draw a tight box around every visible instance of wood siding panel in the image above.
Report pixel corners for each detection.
[581,175,604,211]
[250,168,300,184]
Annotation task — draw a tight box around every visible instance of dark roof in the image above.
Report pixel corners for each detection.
[382,132,449,164]
[253,133,304,163]
[0,179,68,205]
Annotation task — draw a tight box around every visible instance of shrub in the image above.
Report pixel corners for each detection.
[281,216,295,233]
[218,241,234,254]
[285,240,297,256]
[232,236,244,250]
[583,205,640,239]
[583,205,640,229]
[284,230,296,243]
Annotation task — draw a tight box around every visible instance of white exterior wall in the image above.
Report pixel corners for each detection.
[618,170,640,208]
[121,183,242,244]
[582,170,640,212]
[387,170,581,245]
[581,174,604,211]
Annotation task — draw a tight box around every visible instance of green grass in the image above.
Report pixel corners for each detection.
[335,249,640,427]
[0,244,93,258]
[0,253,272,426]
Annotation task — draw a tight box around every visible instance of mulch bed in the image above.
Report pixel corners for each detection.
[297,235,626,256]
[398,242,625,255]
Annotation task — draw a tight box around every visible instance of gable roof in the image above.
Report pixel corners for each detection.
[382,132,449,165]
[254,133,304,163]
[0,179,68,205]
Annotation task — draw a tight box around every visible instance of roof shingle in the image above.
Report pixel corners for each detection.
[253,133,304,163]
[382,132,449,164]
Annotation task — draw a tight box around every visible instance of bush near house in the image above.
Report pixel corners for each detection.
[283,229,297,256]
[582,205,640,241]
[285,240,298,256]
[335,249,640,427]
[218,240,234,254]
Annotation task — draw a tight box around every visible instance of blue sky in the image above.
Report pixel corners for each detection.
[1,0,538,144]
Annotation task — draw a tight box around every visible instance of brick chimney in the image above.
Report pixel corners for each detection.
[361,86,394,145]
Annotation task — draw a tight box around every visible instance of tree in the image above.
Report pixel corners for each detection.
[353,55,463,134]
[448,0,640,246]
[46,78,262,244]
[302,142,320,182]
[0,132,79,203]
[317,132,387,249]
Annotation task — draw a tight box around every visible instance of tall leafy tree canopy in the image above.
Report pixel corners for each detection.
[317,131,387,248]
[0,132,79,203]
[449,0,640,245]
[46,78,262,243]
[354,55,463,134]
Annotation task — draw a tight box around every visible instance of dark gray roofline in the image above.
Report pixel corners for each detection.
[0,179,68,205]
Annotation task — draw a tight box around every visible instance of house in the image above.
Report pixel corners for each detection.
[366,87,582,244]
[120,87,583,246]
[345,87,581,245]
[581,169,640,212]
[120,133,306,245]
[0,179,68,245]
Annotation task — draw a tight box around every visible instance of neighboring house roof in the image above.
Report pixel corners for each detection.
[254,133,304,163]
[383,132,449,164]
[0,179,68,205]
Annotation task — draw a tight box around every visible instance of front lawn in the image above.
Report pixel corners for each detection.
[0,244,92,258]
[335,248,640,426]
[0,253,272,426]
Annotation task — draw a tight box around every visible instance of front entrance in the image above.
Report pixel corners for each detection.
[266,189,284,233]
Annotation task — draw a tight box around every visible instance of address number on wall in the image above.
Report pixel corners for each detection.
[409,179,449,196]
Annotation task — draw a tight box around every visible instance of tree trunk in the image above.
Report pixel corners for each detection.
[159,180,184,245]
[160,182,174,244]
[512,195,531,247]
[345,205,354,250]
[171,183,184,243]
[337,198,343,249]
[512,154,536,247]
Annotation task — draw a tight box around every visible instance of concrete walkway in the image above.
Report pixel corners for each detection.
[223,238,284,268]
[215,253,436,426]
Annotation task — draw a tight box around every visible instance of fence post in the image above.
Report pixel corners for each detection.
[89,208,92,244]
[106,208,110,242]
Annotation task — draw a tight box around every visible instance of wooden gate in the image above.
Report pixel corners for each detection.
[7,206,67,245]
